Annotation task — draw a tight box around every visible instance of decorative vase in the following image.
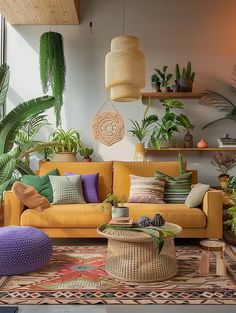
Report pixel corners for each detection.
[218,174,229,189]
[151,82,160,92]
[197,139,208,148]
[112,206,129,219]
[184,130,193,148]
[134,143,146,161]
[151,214,165,226]
[53,152,77,162]
[177,79,193,92]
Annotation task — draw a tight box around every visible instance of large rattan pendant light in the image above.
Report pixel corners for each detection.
[105,0,146,102]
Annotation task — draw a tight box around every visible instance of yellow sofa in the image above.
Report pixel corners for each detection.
[4,161,223,239]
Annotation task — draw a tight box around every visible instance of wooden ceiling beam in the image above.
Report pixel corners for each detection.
[0,0,80,25]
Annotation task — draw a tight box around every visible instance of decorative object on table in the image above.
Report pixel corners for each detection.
[211,151,236,189]
[150,98,194,149]
[136,215,151,227]
[49,128,82,162]
[78,145,93,162]
[154,65,173,93]
[129,98,158,160]
[151,214,165,226]
[105,35,145,101]
[175,62,195,92]
[102,193,128,218]
[151,74,160,92]
[197,139,208,148]
[108,217,133,226]
[199,240,226,276]
[39,31,66,127]
[93,99,124,146]
[184,129,193,148]
[185,183,210,208]
[97,222,181,282]
[217,134,236,148]
[0,226,52,276]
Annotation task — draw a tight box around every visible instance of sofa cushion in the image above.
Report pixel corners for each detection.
[185,183,210,208]
[126,203,206,228]
[49,175,86,204]
[21,169,59,203]
[128,175,165,203]
[20,203,112,228]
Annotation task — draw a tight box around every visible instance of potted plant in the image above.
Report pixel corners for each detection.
[154,65,173,92]
[78,145,94,162]
[102,194,128,218]
[211,151,236,189]
[50,128,82,162]
[150,99,194,149]
[175,62,195,92]
[151,74,160,92]
[223,189,236,245]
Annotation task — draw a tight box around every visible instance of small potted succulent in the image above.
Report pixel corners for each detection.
[154,65,173,92]
[78,145,94,162]
[211,151,236,189]
[102,193,128,218]
[151,74,160,92]
[175,62,195,92]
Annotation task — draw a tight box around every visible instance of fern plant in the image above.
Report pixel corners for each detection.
[40,31,66,127]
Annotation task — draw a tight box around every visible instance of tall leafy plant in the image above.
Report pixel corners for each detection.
[0,64,10,119]
[40,31,66,127]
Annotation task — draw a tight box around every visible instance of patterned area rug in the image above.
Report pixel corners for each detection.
[0,245,236,305]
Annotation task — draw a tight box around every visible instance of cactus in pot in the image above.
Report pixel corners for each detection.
[175,62,195,92]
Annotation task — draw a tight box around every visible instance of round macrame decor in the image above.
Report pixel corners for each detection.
[92,99,124,146]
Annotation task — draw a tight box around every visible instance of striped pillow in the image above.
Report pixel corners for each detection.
[128,175,165,203]
[155,171,192,204]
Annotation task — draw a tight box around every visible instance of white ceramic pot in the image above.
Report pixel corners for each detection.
[112,206,129,219]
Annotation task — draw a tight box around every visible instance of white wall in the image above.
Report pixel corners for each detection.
[5,0,236,184]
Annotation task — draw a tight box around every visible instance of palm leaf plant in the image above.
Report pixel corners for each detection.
[40,31,66,127]
[0,64,10,119]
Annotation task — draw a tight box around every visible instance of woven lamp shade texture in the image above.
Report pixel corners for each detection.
[105,35,146,102]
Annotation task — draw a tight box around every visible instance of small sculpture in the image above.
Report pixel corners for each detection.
[137,216,151,227]
[151,214,165,226]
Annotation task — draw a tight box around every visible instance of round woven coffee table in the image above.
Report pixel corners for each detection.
[97,222,182,282]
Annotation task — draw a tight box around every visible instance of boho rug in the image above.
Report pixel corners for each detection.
[0,245,236,305]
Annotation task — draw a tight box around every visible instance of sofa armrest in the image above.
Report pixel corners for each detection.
[4,191,24,226]
[202,190,223,239]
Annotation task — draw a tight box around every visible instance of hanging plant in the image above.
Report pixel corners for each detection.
[39,31,66,127]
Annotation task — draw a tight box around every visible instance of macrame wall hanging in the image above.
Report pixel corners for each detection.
[92,99,124,146]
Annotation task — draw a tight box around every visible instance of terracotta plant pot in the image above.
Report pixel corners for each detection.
[53,152,77,162]
[197,139,208,148]
[218,174,229,189]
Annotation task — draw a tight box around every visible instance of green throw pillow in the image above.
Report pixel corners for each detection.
[155,171,192,204]
[21,169,59,203]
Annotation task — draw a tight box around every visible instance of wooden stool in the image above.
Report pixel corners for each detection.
[199,240,226,276]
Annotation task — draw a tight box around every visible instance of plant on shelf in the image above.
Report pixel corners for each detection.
[154,65,173,92]
[78,145,94,162]
[151,73,160,92]
[150,99,194,149]
[211,151,236,188]
[49,128,82,162]
[40,31,66,127]
[102,193,128,218]
[175,62,195,92]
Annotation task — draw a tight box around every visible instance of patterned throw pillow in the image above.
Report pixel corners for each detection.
[185,183,210,208]
[155,171,192,203]
[128,175,165,203]
[49,175,86,205]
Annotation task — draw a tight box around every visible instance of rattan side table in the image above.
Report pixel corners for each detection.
[97,222,182,282]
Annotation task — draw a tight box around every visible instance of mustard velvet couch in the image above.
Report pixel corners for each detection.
[4,161,223,239]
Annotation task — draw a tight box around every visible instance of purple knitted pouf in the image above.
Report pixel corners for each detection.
[0,226,52,276]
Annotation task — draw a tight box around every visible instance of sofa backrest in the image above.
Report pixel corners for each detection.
[113,161,197,198]
[38,161,113,201]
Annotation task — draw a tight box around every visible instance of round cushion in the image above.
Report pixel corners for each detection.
[0,226,52,275]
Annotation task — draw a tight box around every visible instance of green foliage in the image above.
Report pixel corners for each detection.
[175,61,195,81]
[40,31,66,127]
[50,128,82,153]
[150,99,193,149]
[79,145,93,158]
[224,191,236,235]
[154,65,173,87]
[0,64,10,120]
[128,100,158,143]
[226,176,236,193]
[101,193,127,211]
[151,74,160,83]
[0,96,55,155]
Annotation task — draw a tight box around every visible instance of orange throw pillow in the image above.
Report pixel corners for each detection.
[12,182,50,212]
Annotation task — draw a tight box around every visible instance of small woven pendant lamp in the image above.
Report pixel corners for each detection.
[105,35,145,102]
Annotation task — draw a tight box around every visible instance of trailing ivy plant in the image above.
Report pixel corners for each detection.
[40,31,66,127]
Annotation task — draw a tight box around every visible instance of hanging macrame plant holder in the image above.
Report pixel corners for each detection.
[39,31,66,127]
[92,99,124,146]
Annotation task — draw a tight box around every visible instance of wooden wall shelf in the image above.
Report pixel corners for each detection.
[145,147,236,152]
[0,0,80,25]
[142,92,204,104]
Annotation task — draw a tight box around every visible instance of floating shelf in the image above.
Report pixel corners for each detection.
[142,92,204,104]
[145,147,236,152]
